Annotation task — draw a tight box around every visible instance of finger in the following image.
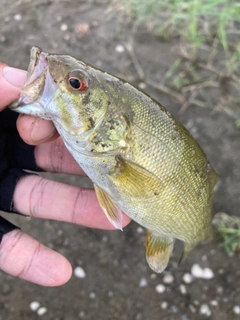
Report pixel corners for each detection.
[0,64,26,109]
[0,229,72,286]
[16,114,59,145]
[0,64,57,144]
[13,175,131,229]
[35,137,86,175]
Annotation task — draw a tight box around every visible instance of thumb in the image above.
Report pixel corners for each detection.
[0,63,26,110]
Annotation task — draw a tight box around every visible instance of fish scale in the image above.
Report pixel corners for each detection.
[10,46,218,273]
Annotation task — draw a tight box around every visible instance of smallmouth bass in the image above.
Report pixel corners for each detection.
[10,47,218,273]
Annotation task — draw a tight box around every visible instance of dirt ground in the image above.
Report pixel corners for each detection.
[0,1,240,320]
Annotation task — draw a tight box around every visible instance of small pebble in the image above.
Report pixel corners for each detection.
[14,14,22,21]
[216,286,223,294]
[189,305,196,313]
[163,273,174,284]
[79,311,85,318]
[0,36,6,42]
[29,301,40,311]
[136,226,144,234]
[89,292,96,299]
[139,277,148,287]
[155,284,166,294]
[199,304,211,317]
[37,307,47,316]
[138,82,147,90]
[74,23,89,37]
[115,44,125,53]
[161,301,168,309]
[210,300,218,306]
[233,306,240,315]
[74,266,86,279]
[179,284,187,295]
[182,273,193,284]
[193,300,200,306]
[191,264,214,279]
[60,23,68,31]
[108,291,113,297]
[150,274,157,280]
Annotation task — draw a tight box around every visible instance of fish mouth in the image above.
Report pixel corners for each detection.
[24,46,48,88]
[10,46,55,119]
[15,46,48,107]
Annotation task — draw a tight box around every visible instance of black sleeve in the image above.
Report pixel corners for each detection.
[0,109,40,213]
[0,216,20,242]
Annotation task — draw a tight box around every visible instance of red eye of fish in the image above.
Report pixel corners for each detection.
[68,76,88,91]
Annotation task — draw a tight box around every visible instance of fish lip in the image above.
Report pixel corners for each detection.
[10,46,49,110]
[24,46,48,87]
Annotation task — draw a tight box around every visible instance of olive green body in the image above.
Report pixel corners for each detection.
[73,79,217,247]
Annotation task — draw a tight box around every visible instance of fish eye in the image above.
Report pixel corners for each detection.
[68,75,88,91]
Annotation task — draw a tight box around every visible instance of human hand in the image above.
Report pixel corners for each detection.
[0,63,131,286]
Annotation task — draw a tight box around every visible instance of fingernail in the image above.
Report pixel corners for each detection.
[3,66,27,88]
[31,118,56,142]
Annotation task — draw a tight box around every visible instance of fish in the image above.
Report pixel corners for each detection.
[10,46,218,273]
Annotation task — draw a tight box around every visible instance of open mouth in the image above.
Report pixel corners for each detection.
[10,46,49,110]
[24,46,48,87]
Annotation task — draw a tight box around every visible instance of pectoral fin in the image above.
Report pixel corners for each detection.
[113,156,162,198]
[146,231,173,273]
[94,184,123,230]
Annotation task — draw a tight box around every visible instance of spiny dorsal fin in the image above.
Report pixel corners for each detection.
[94,184,123,230]
[146,231,174,273]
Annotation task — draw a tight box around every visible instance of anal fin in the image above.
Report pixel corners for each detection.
[94,184,123,230]
[146,231,173,273]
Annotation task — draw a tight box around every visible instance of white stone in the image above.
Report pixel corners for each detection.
[233,306,240,315]
[155,284,166,294]
[74,266,86,279]
[29,301,40,311]
[210,300,218,306]
[139,277,148,287]
[79,311,85,318]
[89,292,96,299]
[14,14,22,21]
[189,305,196,313]
[37,307,47,316]
[199,304,211,317]
[163,273,174,284]
[138,82,147,90]
[60,23,68,31]
[182,273,193,284]
[161,301,168,309]
[179,284,187,295]
[115,44,125,53]
[191,264,214,279]
[136,227,144,234]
